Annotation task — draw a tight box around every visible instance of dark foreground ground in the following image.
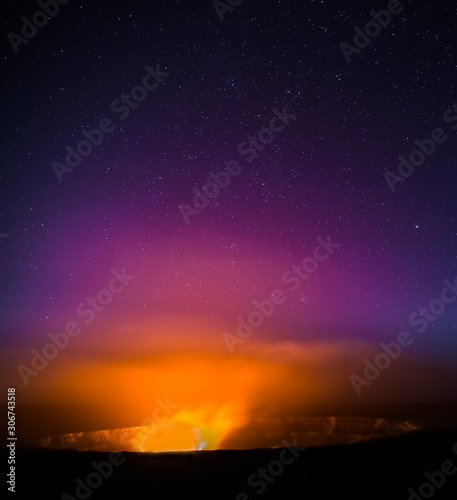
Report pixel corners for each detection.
[9,428,457,499]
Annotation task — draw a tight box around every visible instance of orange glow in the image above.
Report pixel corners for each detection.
[41,344,307,451]
[138,422,203,452]
[33,319,433,452]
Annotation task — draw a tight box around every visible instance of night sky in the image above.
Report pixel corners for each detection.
[1,0,457,449]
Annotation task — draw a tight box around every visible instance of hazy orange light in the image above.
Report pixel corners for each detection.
[41,345,303,451]
[36,320,412,453]
[138,422,204,452]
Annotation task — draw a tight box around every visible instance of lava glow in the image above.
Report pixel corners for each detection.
[39,340,313,452]
[28,327,457,452]
[43,405,239,452]
[138,422,204,452]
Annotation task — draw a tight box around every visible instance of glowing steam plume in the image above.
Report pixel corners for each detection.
[36,332,457,452]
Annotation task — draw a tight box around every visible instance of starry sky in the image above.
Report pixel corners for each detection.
[1,0,457,446]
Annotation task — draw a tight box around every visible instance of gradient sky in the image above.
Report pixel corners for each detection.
[1,0,457,447]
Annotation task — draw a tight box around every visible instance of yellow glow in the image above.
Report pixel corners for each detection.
[138,422,203,452]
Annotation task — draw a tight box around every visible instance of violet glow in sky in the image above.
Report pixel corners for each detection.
[1,0,457,441]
